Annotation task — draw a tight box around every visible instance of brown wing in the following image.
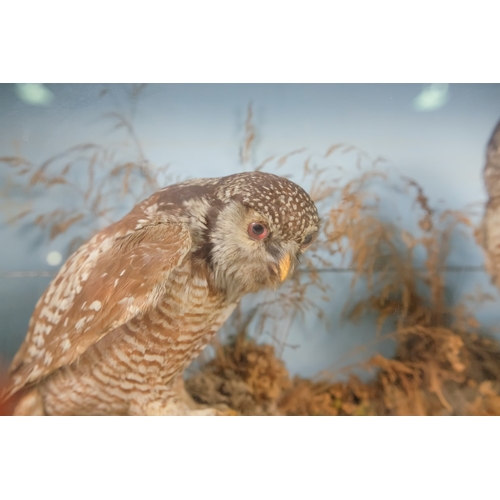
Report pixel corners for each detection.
[2,221,191,400]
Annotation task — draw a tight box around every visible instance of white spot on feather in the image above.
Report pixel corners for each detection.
[43,351,53,366]
[75,317,87,331]
[89,300,102,311]
[29,366,43,380]
[28,345,39,357]
[144,204,158,216]
[127,305,141,315]
[59,297,71,310]
[33,334,44,347]
[34,322,52,335]
[61,339,71,353]
[118,297,134,306]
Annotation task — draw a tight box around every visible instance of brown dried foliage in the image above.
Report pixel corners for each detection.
[186,273,500,416]
[187,332,292,416]
[187,136,500,415]
[2,91,500,415]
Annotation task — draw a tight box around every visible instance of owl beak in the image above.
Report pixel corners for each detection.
[278,254,291,281]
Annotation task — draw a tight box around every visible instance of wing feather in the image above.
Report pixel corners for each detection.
[2,221,191,400]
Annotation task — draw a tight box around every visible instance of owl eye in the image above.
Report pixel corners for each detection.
[301,232,317,248]
[248,222,269,241]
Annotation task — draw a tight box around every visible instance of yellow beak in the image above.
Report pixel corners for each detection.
[278,254,291,282]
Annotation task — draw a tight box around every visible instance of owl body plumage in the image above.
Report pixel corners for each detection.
[40,261,235,415]
[2,172,320,415]
[481,120,500,290]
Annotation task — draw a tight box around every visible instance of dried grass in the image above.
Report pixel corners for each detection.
[186,283,500,416]
[186,113,500,415]
[0,84,171,258]
[2,86,500,415]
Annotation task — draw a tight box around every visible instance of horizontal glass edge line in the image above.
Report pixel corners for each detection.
[0,266,487,278]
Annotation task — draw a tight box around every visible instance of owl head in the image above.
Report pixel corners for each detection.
[185,172,321,299]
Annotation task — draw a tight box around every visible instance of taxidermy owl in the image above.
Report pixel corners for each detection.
[1,171,320,415]
[480,119,500,290]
